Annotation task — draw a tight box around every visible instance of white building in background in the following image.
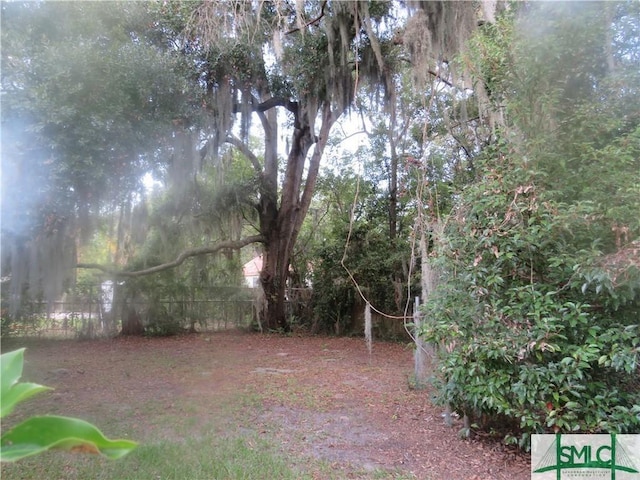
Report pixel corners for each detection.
[242,255,313,288]
[242,256,263,288]
[101,280,114,312]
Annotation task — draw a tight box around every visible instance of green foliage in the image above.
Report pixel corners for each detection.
[1,2,198,315]
[1,416,137,463]
[464,7,516,109]
[1,349,137,462]
[422,148,640,448]
[107,154,258,336]
[0,350,51,419]
[310,175,413,335]
[143,303,184,337]
[0,315,11,338]
[345,223,406,302]
[2,0,402,333]
[2,2,192,203]
[420,2,640,449]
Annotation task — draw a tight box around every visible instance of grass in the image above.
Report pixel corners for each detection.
[0,334,435,480]
[1,395,411,480]
[0,360,313,480]
[1,433,310,480]
[0,371,338,480]
[257,375,333,411]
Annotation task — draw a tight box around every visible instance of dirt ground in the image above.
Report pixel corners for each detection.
[1,331,531,479]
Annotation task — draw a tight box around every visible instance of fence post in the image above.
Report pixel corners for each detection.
[413,296,429,388]
[88,285,93,336]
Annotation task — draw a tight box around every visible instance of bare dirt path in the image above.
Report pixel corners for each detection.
[2,331,530,479]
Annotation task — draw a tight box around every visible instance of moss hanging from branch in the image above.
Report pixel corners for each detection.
[403,1,502,122]
[5,216,77,317]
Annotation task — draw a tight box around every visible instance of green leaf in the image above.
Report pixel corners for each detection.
[1,382,52,419]
[1,349,51,418]
[1,415,137,462]
[1,349,25,395]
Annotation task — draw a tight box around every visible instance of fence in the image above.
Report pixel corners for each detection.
[1,285,259,338]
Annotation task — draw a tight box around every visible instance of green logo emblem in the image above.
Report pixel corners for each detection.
[532,434,640,480]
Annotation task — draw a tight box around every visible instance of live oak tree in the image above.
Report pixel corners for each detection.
[168,1,399,330]
[0,0,507,333]
[1,1,397,331]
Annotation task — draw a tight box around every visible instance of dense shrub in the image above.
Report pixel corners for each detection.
[421,152,640,449]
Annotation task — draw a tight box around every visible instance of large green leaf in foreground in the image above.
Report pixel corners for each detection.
[1,349,51,418]
[1,415,138,462]
[1,348,137,462]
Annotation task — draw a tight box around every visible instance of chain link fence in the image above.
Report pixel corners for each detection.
[1,285,260,338]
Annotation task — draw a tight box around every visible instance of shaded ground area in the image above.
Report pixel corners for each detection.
[1,331,530,479]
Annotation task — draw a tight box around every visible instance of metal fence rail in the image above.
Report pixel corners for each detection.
[1,285,259,338]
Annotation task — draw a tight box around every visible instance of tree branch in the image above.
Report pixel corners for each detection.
[225,135,263,173]
[233,96,301,130]
[233,96,298,115]
[77,235,265,278]
[428,69,454,88]
[286,0,328,35]
[396,55,455,88]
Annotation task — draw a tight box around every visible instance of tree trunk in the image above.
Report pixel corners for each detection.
[259,126,314,331]
[120,301,144,335]
[259,103,339,331]
[258,214,292,331]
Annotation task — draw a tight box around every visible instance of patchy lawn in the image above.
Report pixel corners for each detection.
[1,331,530,479]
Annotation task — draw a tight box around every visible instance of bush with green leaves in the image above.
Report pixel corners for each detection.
[1,348,137,462]
[421,151,640,450]
[311,220,411,336]
[419,2,640,450]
